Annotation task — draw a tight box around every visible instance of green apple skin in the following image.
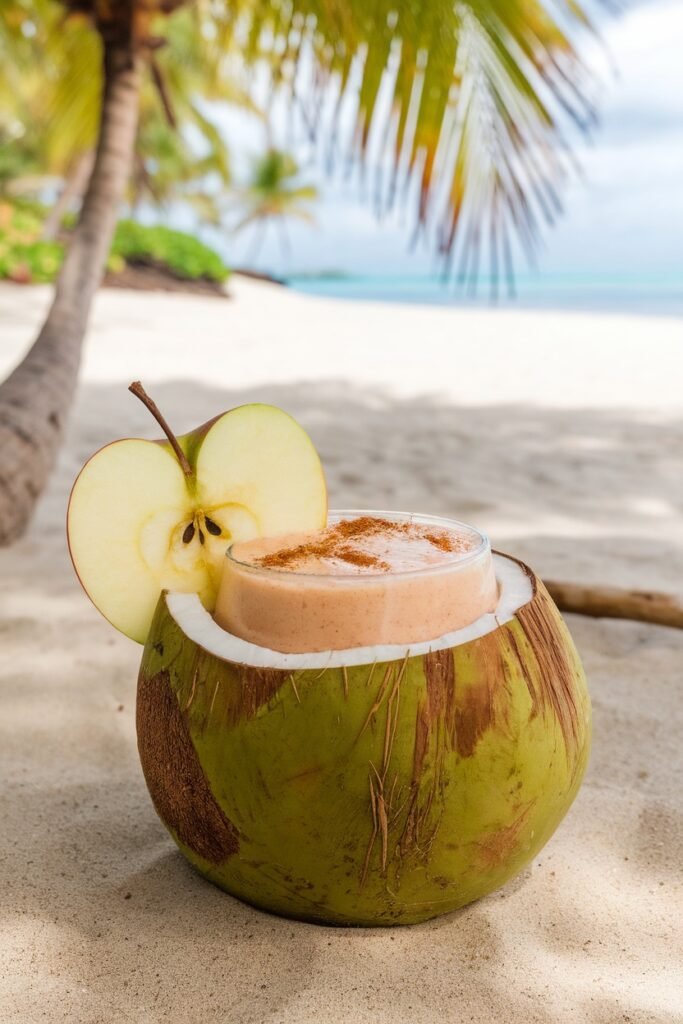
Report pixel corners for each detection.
[67,404,327,644]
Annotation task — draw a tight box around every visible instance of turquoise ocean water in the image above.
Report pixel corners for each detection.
[285,272,683,316]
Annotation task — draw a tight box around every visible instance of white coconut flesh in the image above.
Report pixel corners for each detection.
[163,553,534,671]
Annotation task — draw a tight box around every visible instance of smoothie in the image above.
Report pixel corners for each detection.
[214,511,498,653]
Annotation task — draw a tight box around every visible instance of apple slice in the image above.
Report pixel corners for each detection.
[67,385,327,643]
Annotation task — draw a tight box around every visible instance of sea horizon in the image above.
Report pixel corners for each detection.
[284,270,683,317]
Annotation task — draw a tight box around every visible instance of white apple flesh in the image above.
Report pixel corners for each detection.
[67,402,327,643]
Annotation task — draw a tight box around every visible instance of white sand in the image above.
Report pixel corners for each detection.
[1,278,682,1023]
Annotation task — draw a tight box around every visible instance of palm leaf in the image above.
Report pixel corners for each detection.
[6,0,596,277]
[236,0,597,274]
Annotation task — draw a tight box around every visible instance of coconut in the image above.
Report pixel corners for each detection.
[136,552,590,926]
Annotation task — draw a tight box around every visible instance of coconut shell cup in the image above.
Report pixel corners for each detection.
[136,552,590,926]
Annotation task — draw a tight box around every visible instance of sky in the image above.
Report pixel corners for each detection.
[204,0,683,281]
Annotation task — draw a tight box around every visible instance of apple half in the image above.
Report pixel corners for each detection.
[67,400,327,643]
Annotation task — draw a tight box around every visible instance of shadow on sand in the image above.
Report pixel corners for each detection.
[2,378,682,1023]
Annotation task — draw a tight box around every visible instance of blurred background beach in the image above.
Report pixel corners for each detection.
[221,0,683,315]
[129,0,683,314]
[1,1,682,1022]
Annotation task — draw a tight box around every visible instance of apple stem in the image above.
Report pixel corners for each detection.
[128,381,193,478]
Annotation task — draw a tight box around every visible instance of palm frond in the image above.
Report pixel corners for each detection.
[232,147,318,236]
[236,0,597,274]
[0,0,258,209]
[4,0,597,276]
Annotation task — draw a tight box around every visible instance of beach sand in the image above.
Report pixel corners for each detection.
[1,278,682,1023]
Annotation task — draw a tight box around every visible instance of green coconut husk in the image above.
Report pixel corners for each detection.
[136,553,590,926]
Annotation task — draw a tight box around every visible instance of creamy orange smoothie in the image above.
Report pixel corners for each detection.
[214,511,498,653]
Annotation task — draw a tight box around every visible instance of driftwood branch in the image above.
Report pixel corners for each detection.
[545,580,683,631]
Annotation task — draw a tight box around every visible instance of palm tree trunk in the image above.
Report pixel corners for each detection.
[0,35,142,546]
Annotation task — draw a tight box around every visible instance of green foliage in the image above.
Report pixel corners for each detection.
[0,2,244,213]
[111,221,229,283]
[212,0,597,278]
[0,204,229,284]
[1,0,597,277]
[0,237,62,284]
[234,149,318,239]
[0,1,99,188]
[0,132,39,196]
[0,202,62,282]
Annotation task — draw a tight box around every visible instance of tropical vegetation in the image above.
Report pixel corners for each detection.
[0,202,230,285]
[0,3,242,218]
[0,202,62,283]
[234,149,318,255]
[112,221,229,283]
[0,0,596,545]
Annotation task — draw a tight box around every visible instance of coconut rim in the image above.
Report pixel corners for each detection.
[162,552,535,670]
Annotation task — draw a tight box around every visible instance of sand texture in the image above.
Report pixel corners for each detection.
[1,279,682,1023]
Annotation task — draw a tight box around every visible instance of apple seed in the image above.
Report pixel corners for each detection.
[182,522,195,544]
[205,517,222,536]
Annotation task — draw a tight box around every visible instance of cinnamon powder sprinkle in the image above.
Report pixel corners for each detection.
[255,516,467,571]
[423,530,456,552]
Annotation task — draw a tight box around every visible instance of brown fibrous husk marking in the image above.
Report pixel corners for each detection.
[453,631,509,759]
[474,799,536,870]
[515,581,583,761]
[136,669,239,864]
[193,649,289,728]
[395,571,584,871]
[396,649,456,864]
[359,662,395,737]
[359,658,407,886]
[233,664,290,720]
